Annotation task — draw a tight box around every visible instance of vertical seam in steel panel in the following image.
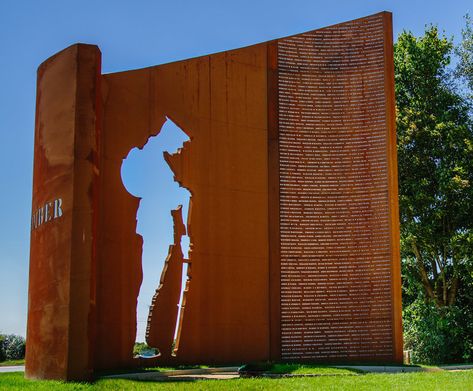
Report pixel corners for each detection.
[267,41,281,361]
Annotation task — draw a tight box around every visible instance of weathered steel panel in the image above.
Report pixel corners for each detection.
[276,13,401,362]
[26,44,101,380]
[27,12,401,381]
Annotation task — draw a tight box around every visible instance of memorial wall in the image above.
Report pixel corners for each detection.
[26,12,402,381]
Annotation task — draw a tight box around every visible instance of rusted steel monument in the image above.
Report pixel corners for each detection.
[27,12,402,380]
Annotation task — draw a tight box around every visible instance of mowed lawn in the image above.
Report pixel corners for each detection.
[0,360,24,367]
[1,370,473,390]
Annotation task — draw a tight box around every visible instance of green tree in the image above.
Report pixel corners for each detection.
[395,26,473,307]
[456,14,473,94]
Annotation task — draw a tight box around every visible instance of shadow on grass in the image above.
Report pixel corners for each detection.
[95,364,208,377]
[238,361,423,377]
[270,363,363,375]
[99,377,201,384]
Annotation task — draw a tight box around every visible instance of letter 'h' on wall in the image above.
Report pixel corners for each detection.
[27,12,402,381]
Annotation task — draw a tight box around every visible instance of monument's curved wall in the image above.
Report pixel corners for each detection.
[95,41,270,369]
[26,12,401,381]
[276,13,401,361]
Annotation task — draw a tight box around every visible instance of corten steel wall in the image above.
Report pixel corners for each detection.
[26,44,101,380]
[26,12,401,381]
[271,12,402,362]
[95,42,270,369]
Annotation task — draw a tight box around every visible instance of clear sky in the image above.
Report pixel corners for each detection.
[0,0,471,339]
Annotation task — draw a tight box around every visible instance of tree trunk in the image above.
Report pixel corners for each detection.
[448,276,459,306]
[411,241,438,304]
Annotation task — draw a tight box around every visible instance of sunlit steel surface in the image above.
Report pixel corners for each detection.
[26,12,402,381]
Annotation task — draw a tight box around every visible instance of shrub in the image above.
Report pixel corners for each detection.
[403,300,473,364]
[0,335,5,361]
[133,342,149,356]
[0,335,26,361]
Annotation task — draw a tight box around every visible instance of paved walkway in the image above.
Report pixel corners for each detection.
[161,372,240,380]
[0,366,25,373]
[335,364,473,373]
[101,367,240,381]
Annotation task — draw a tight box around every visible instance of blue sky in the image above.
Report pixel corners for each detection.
[0,0,471,339]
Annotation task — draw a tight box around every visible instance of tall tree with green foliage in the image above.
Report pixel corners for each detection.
[456,14,473,95]
[395,26,473,307]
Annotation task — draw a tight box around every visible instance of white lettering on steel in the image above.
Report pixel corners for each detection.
[31,198,63,230]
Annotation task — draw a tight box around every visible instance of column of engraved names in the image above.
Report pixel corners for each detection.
[278,14,394,360]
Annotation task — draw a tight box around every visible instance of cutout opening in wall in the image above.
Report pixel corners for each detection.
[121,118,191,359]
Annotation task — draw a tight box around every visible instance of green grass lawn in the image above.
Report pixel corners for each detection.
[245,362,361,375]
[0,360,24,367]
[1,370,473,390]
[272,363,360,375]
